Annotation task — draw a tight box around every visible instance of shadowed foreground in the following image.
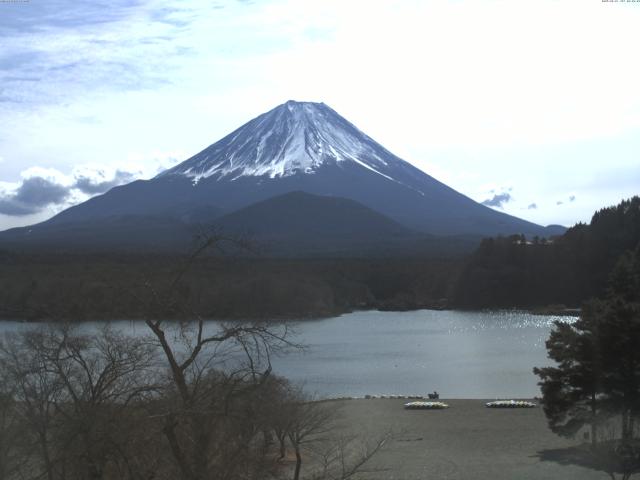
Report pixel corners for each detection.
[333,399,606,480]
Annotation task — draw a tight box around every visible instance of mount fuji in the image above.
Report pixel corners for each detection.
[0,101,562,254]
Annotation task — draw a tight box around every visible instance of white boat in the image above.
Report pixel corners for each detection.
[485,400,536,408]
[404,401,449,410]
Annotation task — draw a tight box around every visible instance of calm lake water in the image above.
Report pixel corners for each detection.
[0,310,574,399]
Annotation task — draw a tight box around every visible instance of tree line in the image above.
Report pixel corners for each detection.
[0,241,389,480]
[534,240,640,479]
[0,254,459,322]
[454,196,640,309]
[0,197,638,321]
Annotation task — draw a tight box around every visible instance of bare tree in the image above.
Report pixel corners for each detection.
[0,328,65,480]
[0,325,159,480]
[0,233,389,480]
[276,389,390,480]
[139,234,298,480]
[285,394,339,480]
[0,368,29,480]
[311,432,391,480]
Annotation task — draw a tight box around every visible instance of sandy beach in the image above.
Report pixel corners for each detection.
[330,398,606,480]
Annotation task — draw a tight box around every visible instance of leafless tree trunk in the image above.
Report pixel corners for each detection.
[0,387,27,480]
[311,433,391,480]
[284,394,338,480]
[590,392,599,448]
[138,234,298,480]
[0,325,159,480]
[0,329,64,480]
[0,234,388,480]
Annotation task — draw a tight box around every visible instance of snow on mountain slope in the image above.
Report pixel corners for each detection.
[159,100,410,187]
[11,99,559,241]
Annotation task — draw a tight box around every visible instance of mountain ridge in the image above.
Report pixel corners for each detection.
[0,100,564,253]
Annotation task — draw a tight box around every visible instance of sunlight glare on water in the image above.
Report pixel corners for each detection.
[0,310,576,399]
[269,310,576,399]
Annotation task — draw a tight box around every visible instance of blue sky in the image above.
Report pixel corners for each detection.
[0,0,639,231]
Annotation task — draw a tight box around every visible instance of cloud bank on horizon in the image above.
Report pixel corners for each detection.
[0,0,639,230]
[0,166,145,218]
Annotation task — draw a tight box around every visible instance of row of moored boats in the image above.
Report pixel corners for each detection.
[403,400,537,410]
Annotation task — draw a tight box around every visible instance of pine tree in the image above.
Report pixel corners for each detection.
[533,305,604,445]
[597,249,640,443]
[534,245,640,447]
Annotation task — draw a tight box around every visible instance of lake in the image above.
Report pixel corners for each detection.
[0,309,574,399]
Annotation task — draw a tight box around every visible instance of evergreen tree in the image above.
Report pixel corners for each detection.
[457,196,640,309]
[533,305,605,445]
[597,248,640,443]
[535,245,640,447]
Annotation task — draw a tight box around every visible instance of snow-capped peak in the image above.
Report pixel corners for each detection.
[158,100,406,183]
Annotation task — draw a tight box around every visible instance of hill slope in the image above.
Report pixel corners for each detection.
[0,101,561,253]
[454,196,640,308]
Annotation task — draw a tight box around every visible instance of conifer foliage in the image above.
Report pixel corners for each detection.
[535,244,640,477]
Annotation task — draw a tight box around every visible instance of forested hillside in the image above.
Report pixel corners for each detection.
[454,196,640,309]
[1,197,637,321]
[0,254,459,321]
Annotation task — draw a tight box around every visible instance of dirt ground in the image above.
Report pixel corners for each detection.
[329,398,609,480]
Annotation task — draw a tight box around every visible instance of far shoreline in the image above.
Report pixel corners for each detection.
[0,305,581,323]
[320,395,541,402]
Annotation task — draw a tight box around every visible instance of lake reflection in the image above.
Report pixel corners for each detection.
[0,310,575,399]
[269,310,574,399]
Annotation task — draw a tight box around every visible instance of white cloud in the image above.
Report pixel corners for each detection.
[1,0,639,230]
[0,181,16,194]
[20,166,73,186]
[222,0,640,149]
[122,150,184,177]
[0,160,169,223]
